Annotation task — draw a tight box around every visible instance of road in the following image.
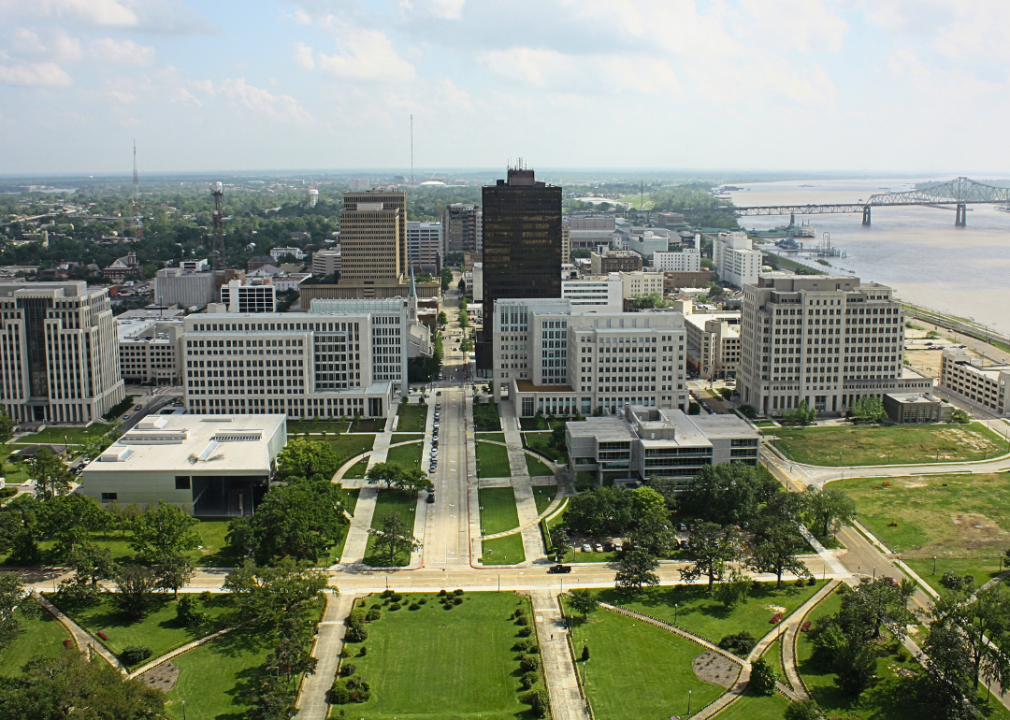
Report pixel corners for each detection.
[425,385,470,566]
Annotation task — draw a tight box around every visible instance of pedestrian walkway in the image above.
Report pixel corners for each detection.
[777,579,840,699]
[294,591,357,720]
[37,593,124,672]
[530,591,591,720]
[128,625,237,679]
[339,487,378,565]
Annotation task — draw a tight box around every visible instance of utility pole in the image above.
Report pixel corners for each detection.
[410,114,414,186]
[211,182,226,287]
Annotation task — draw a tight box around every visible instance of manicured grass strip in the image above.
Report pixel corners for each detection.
[532,484,558,516]
[763,637,785,687]
[53,594,235,665]
[565,599,725,720]
[324,433,375,460]
[391,433,424,444]
[906,557,1004,596]
[770,422,1008,466]
[525,453,553,477]
[396,402,429,432]
[386,441,423,469]
[165,601,320,720]
[715,690,789,720]
[523,432,568,463]
[519,418,571,431]
[351,418,385,432]
[288,420,350,434]
[342,592,537,719]
[475,441,511,478]
[589,581,823,648]
[472,401,502,432]
[342,458,369,479]
[476,432,506,443]
[0,608,71,676]
[838,472,1010,567]
[15,423,112,445]
[1,461,29,485]
[478,487,521,535]
[363,490,418,567]
[481,534,525,565]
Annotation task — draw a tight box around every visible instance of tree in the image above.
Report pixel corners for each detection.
[28,447,72,500]
[679,464,778,526]
[632,292,664,309]
[629,507,675,557]
[614,547,659,593]
[714,569,752,609]
[130,500,200,562]
[782,399,817,426]
[0,572,27,652]
[0,652,165,719]
[367,512,422,566]
[569,588,599,620]
[0,406,14,445]
[457,278,466,291]
[748,523,810,588]
[918,622,978,720]
[276,437,342,481]
[240,479,349,564]
[68,542,118,588]
[803,485,857,539]
[440,267,452,292]
[749,658,777,695]
[225,558,328,628]
[397,468,433,498]
[113,565,156,620]
[931,582,1010,692]
[551,532,572,563]
[437,311,447,327]
[365,462,404,490]
[564,487,636,537]
[851,395,886,424]
[785,699,824,720]
[151,552,194,600]
[679,522,738,591]
[38,493,108,561]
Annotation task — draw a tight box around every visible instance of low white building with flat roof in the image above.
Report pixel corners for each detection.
[79,414,287,515]
[940,348,1009,417]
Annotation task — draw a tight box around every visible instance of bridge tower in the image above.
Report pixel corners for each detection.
[861,206,871,226]
[955,203,967,227]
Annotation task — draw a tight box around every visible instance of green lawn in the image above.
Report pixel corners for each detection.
[15,422,112,445]
[363,490,418,567]
[342,458,369,479]
[0,608,72,676]
[288,419,350,434]
[481,534,525,566]
[590,581,824,648]
[1,461,29,485]
[763,638,786,688]
[532,485,558,516]
[391,433,424,443]
[838,472,1010,573]
[324,433,376,461]
[386,441,423,470]
[906,557,1005,596]
[525,453,553,477]
[479,487,521,535]
[53,593,235,666]
[476,432,506,443]
[522,432,568,463]
[715,690,789,720]
[519,418,573,431]
[339,592,539,719]
[476,441,512,478]
[472,401,502,432]
[770,423,1008,466]
[566,601,725,720]
[396,402,429,432]
[165,600,320,720]
[351,418,386,432]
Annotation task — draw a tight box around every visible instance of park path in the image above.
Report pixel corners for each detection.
[530,591,591,720]
[36,593,124,672]
[339,487,378,564]
[127,625,237,679]
[294,591,356,720]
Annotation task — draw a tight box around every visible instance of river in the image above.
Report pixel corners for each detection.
[726,178,1010,336]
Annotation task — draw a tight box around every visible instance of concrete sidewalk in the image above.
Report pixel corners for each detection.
[531,591,591,720]
[294,591,356,720]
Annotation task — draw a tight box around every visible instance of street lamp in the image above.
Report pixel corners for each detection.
[687,689,692,717]
[933,556,937,575]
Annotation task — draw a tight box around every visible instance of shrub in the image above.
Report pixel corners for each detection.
[329,684,350,705]
[199,591,213,604]
[785,699,824,720]
[941,571,974,592]
[808,577,817,586]
[520,654,541,672]
[521,688,550,718]
[517,627,532,637]
[453,597,463,605]
[120,646,151,665]
[409,603,420,611]
[439,589,447,596]
[390,593,403,603]
[359,646,367,656]
[795,577,806,587]
[896,646,911,662]
[63,639,72,650]
[513,609,525,619]
[371,602,382,609]
[770,613,784,624]
[339,647,351,658]
[418,598,427,605]
[454,589,464,596]
[514,638,535,652]
[176,595,208,628]
[749,658,777,695]
[382,589,394,598]
[515,615,529,626]
[365,608,382,622]
[389,603,401,611]
[581,645,590,661]
[340,663,357,677]
[718,632,756,655]
[345,623,368,643]
[800,621,812,633]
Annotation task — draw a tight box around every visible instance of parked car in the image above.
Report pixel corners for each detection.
[594,543,604,553]
[427,493,435,504]
[582,544,592,553]
[679,540,690,550]
[547,564,572,574]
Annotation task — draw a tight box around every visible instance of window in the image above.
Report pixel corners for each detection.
[175,476,192,490]
[101,492,117,502]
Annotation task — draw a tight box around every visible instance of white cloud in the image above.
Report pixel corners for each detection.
[7,27,83,62]
[218,78,312,123]
[89,38,155,65]
[417,0,467,20]
[734,0,849,53]
[0,62,72,86]
[316,29,416,83]
[294,41,314,70]
[0,0,137,27]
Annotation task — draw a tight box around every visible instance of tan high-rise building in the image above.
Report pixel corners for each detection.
[341,190,406,283]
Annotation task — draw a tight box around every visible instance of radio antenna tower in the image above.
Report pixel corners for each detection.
[410,114,414,185]
[211,181,226,285]
[132,140,143,241]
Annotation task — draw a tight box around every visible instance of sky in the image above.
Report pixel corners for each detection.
[2,0,1010,175]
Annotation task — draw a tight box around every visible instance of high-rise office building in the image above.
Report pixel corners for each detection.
[340,190,405,285]
[477,168,563,373]
[407,221,442,272]
[0,282,124,423]
[442,203,483,255]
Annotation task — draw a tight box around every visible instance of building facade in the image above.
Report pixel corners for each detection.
[442,203,482,255]
[738,274,933,417]
[940,348,1009,417]
[713,232,762,288]
[561,275,623,311]
[155,266,216,308]
[566,405,759,484]
[270,247,306,261]
[492,297,687,416]
[619,271,665,299]
[0,282,124,424]
[590,249,643,274]
[685,311,742,380]
[312,249,341,277]
[407,221,442,272]
[653,248,701,272]
[220,279,277,313]
[117,316,184,385]
[478,168,563,374]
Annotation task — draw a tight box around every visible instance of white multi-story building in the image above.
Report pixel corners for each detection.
[472,262,483,302]
[713,232,762,288]
[619,271,665,299]
[220,279,276,313]
[117,317,184,385]
[684,309,741,380]
[621,230,670,261]
[407,221,442,272]
[561,275,623,311]
[155,266,216,308]
[312,249,341,277]
[270,246,306,262]
[653,248,701,272]
[738,274,933,417]
[940,348,1009,417]
[492,297,687,417]
[0,282,124,424]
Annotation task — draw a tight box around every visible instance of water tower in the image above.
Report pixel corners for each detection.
[308,187,319,208]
